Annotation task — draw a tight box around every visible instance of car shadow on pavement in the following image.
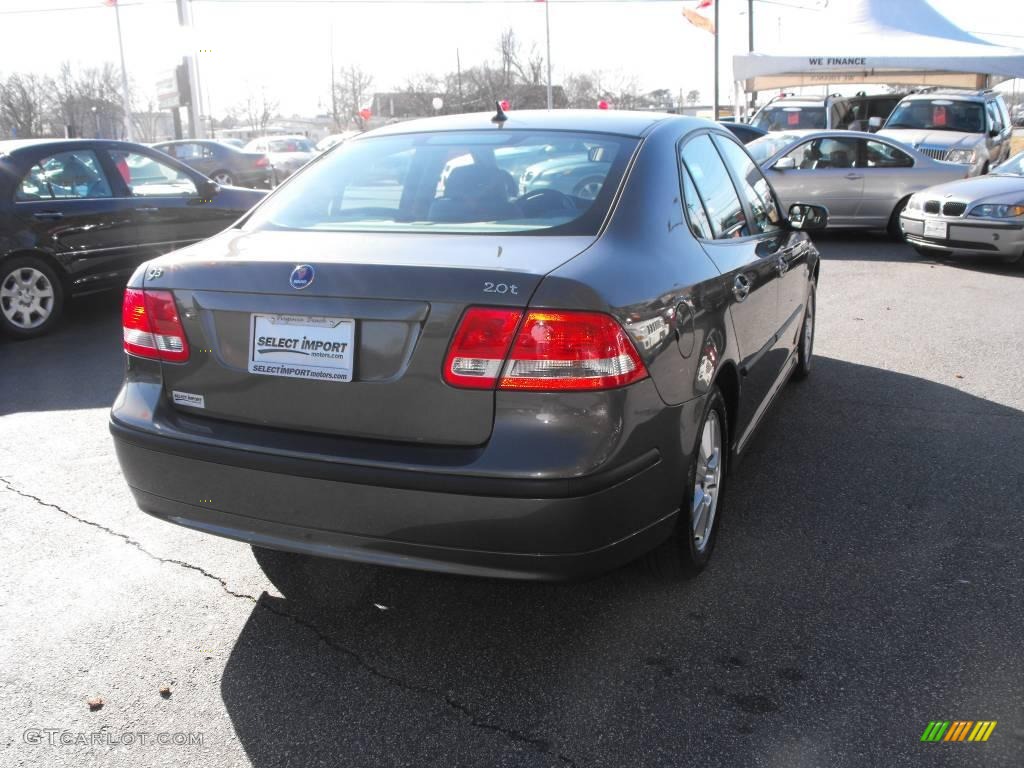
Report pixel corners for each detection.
[817,230,1024,277]
[219,356,1024,768]
[0,292,123,415]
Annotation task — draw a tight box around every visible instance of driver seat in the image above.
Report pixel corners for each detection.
[430,165,519,223]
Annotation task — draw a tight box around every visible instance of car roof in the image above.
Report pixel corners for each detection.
[900,90,992,103]
[154,139,224,146]
[0,138,148,158]
[362,109,679,139]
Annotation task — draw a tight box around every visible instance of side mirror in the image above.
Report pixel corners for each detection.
[773,156,797,171]
[788,202,829,231]
[989,128,1001,138]
[198,178,219,197]
[868,116,883,131]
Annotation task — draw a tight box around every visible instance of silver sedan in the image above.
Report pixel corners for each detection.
[746,130,968,234]
[899,151,1024,264]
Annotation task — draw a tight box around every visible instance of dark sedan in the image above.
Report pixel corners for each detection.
[152,139,272,189]
[111,110,826,581]
[0,139,266,338]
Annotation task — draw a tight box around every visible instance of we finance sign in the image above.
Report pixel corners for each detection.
[808,57,868,67]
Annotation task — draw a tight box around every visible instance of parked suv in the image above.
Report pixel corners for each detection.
[750,92,903,133]
[878,89,1012,176]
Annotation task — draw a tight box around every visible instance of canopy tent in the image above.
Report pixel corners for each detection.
[733,0,1024,94]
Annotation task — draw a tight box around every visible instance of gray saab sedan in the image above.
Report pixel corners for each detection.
[748,130,967,236]
[110,109,827,581]
[900,150,1024,264]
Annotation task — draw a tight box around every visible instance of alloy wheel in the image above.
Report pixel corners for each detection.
[1,267,55,330]
[691,410,722,553]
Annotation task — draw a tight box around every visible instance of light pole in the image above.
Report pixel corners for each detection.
[106,0,134,140]
[544,0,553,110]
[92,106,100,138]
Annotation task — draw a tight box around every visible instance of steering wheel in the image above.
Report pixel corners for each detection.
[518,188,576,216]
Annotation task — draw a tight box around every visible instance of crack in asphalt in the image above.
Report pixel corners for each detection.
[0,476,580,768]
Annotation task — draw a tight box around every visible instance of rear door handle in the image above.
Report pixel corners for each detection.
[845,172,863,180]
[732,274,751,302]
[32,211,63,221]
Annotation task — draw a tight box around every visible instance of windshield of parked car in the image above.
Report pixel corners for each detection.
[751,106,826,131]
[991,151,1024,176]
[242,130,638,235]
[884,99,985,133]
[745,133,802,164]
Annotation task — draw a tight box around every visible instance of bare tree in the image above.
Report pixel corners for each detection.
[333,65,373,130]
[686,89,701,106]
[52,62,126,138]
[0,72,51,138]
[236,87,278,134]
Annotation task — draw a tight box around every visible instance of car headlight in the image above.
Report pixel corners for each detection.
[968,202,1024,218]
[945,149,978,164]
[906,195,923,211]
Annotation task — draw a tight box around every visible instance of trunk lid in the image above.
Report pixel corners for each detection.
[147,228,592,445]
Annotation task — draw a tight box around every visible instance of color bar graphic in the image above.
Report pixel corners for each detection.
[921,721,996,742]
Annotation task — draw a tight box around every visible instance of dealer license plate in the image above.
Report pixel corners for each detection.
[249,314,354,382]
[924,220,948,239]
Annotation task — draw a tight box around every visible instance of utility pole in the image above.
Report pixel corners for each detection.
[329,23,338,128]
[713,0,720,121]
[544,0,553,110]
[176,0,205,138]
[456,49,463,111]
[109,0,134,140]
[748,0,756,117]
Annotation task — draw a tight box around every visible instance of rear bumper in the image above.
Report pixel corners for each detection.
[110,410,683,580]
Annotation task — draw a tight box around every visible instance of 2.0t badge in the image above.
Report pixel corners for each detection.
[290,264,315,290]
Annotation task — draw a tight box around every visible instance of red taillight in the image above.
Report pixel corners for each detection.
[443,308,647,391]
[255,155,269,168]
[443,307,523,389]
[122,288,190,363]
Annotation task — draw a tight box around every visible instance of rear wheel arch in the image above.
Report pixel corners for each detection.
[711,361,740,456]
[1,248,69,290]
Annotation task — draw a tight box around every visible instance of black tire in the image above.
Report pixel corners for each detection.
[211,170,234,186]
[794,282,815,380]
[645,387,729,578]
[887,196,910,241]
[0,255,65,339]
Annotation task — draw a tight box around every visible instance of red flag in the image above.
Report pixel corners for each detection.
[697,0,712,7]
[684,6,716,35]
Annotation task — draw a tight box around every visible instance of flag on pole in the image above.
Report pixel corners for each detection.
[684,0,716,35]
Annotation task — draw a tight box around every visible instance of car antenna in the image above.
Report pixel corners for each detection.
[491,100,508,126]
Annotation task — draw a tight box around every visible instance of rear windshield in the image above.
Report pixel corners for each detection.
[242,129,639,235]
[267,138,315,153]
[751,106,826,131]
[884,100,985,133]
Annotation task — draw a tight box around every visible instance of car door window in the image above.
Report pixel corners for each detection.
[713,135,782,235]
[681,134,748,239]
[783,137,859,170]
[15,150,113,201]
[680,165,713,240]
[863,140,913,168]
[986,102,1003,134]
[107,150,197,197]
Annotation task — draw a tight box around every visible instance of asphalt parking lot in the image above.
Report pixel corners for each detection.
[1,234,1022,767]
